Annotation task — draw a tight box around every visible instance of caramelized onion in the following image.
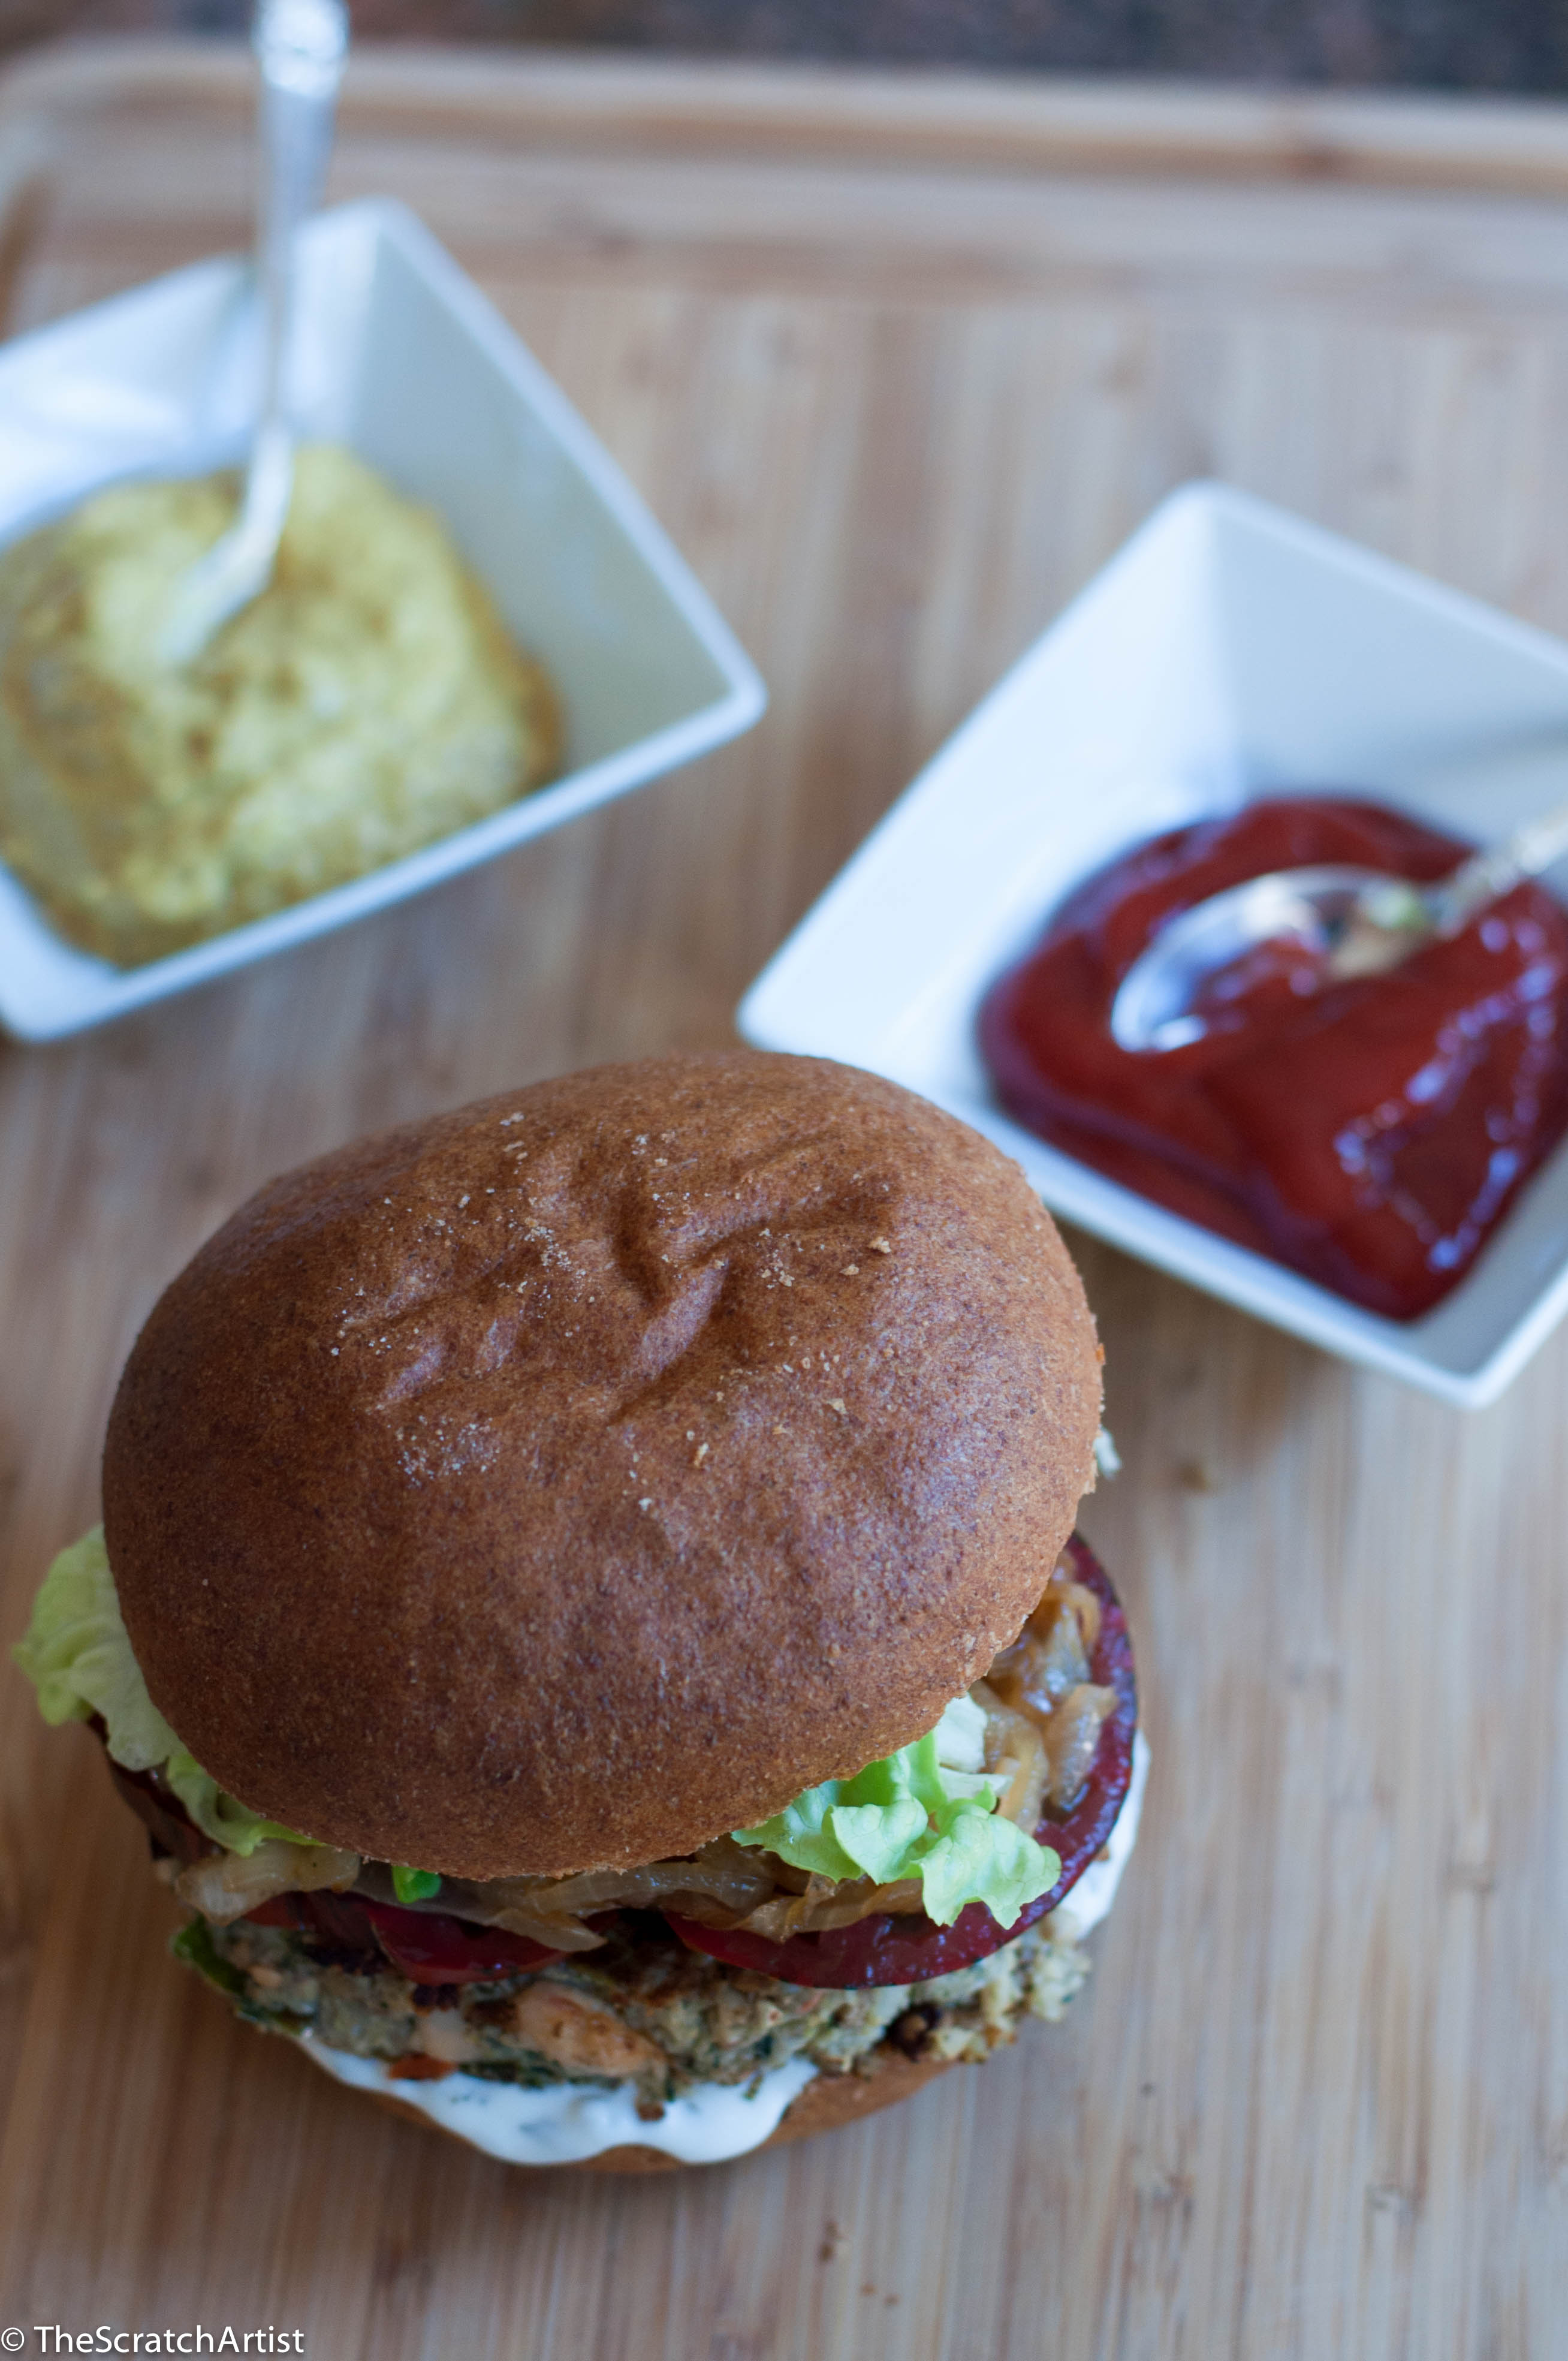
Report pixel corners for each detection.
[1053,1579,1102,1657]
[736,1874,926,1940]
[176,1839,359,1925]
[981,1558,1118,1817]
[484,1901,606,1953]
[479,1838,777,1948]
[970,1681,1050,1830]
[1044,1682,1117,1811]
[991,1606,1088,1716]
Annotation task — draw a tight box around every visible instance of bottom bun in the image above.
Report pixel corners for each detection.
[366,2049,955,2172]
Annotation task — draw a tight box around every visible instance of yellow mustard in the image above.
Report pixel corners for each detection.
[0,443,560,966]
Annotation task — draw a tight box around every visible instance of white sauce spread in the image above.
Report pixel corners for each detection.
[300,2038,819,2166]
[298,1730,1150,2168]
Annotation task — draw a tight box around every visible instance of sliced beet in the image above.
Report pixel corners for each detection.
[246,1889,565,1983]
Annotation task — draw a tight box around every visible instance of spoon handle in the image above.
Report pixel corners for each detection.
[1432,790,1568,935]
[244,0,349,522]
[156,1,348,667]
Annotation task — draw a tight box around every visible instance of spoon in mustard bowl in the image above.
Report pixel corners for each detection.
[159,0,349,668]
[1108,790,1568,1055]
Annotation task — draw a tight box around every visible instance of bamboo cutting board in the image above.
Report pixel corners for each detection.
[2,41,1568,2361]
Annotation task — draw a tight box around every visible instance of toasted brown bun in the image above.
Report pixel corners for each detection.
[369,2049,954,2170]
[104,1050,1100,1877]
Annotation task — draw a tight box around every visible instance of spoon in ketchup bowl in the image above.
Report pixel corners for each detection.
[1111,790,1568,1053]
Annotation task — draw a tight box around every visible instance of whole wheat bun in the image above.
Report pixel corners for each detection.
[104,1050,1100,1877]
[367,2047,952,2170]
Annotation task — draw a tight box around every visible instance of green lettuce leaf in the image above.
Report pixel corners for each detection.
[916,1798,1059,1929]
[734,1693,1062,1929]
[11,1526,306,1857]
[391,1864,442,1904]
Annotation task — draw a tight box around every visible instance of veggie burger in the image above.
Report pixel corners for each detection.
[15,1050,1145,2169]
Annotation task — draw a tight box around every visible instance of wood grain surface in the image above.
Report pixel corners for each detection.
[1,43,1567,2361]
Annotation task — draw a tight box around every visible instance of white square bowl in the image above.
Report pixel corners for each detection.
[740,481,1568,1407]
[0,197,765,1040]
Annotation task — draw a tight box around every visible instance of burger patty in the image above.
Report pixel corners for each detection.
[192,1905,1092,2111]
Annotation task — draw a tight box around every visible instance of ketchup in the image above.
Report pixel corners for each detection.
[979,797,1568,1320]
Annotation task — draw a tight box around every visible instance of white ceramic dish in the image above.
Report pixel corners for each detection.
[740,481,1568,1407]
[0,197,765,1040]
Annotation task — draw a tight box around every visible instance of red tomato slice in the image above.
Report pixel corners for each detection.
[665,1531,1136,1989]
[246,1889,564,1983]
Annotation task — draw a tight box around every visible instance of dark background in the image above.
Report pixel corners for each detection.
[2,0,1567,91]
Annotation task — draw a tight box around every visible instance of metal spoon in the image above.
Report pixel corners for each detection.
[159,0,349,668]
[1109,791,1568,1054]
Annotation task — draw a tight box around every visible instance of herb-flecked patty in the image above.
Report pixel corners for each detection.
[193,1905,1093,2118]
